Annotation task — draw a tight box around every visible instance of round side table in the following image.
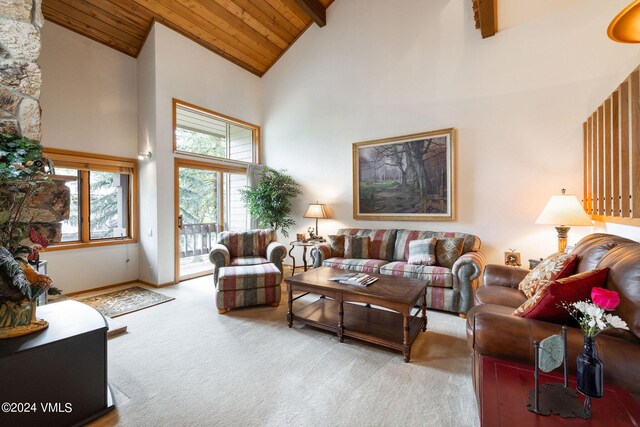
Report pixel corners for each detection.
[288,241,320,276]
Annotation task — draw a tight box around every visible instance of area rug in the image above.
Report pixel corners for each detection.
[78,286,174,318]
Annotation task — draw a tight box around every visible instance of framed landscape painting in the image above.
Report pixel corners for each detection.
[353,128,455,221]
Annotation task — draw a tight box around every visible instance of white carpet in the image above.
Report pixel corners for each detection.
[88,277,479,427]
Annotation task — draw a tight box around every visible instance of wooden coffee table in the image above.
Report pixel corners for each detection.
[284,266,427,362]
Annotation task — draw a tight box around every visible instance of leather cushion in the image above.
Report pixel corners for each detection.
[513,268,610,323]
[483,264,529,288]
[466,303,517,341]
[572,233,634,273]
[474,286,527,308]
[597,243,640,340]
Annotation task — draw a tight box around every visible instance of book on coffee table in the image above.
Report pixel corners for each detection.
[329,272,378,287]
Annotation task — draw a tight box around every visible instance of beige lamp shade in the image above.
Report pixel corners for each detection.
[608,0,640,43]
[303,203,328,219]
[536,191,592,226]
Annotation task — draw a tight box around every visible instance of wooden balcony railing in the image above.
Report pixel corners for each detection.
[179,222,217,258]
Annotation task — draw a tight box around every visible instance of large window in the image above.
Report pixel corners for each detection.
[44,148,138,249]
[173,99,259,164]
[173,101,260,281]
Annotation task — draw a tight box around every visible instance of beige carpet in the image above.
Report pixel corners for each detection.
[89,276,479,427]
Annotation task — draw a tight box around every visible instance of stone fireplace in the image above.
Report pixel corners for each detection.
[1,0,68,245]
[0,0,43,140]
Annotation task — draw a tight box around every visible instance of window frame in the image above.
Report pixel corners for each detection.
[43,148,139,251]
[172,98,261,165]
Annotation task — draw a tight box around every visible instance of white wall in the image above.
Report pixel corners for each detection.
[139,23,262,285]
[137,26,159,284]
[39,22,139,293]
[261,0,640,265]
[39,2,640,291]
[40,23,138,158]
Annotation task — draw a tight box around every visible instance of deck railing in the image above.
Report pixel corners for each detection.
[179,222,217,258]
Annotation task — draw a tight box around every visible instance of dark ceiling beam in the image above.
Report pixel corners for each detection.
[293,0,326,28]
[472,0,497,39]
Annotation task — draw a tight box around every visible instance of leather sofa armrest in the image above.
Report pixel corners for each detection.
[483,264,528,289]
[312,243,331,268]
[267,242,287,273]
[209,244,230,285]
[469,310,640,393]
[452,251,486,313]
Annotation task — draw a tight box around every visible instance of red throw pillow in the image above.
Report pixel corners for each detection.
[513,268,610,323]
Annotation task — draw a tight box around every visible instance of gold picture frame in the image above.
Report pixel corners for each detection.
[352,128,455,221]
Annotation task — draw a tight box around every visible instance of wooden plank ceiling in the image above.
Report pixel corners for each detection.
[42,0,333,77]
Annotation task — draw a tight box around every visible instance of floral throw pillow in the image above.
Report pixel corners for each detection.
[344,236,370,259]
[513,268,610,322]
[435,237,465,269]
[518,252,578,298]
[327,235,345,258]
[408,238,437,266]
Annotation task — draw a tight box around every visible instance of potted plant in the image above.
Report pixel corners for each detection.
[239,168,302,237]
[0,133,54,338]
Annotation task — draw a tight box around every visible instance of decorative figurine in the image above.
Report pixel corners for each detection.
[504,249,521,267]
[526,327,590,419]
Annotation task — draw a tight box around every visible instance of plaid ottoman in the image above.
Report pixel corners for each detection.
[216,262,282,313]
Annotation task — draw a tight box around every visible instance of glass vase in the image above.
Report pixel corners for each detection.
[576,336,604,398]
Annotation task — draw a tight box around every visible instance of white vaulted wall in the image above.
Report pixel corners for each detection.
[39,22,139,293]
[261,0,640,264]
[141,23,262,285]
[39,1,640,292]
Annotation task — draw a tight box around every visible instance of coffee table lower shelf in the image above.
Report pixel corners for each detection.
[292,298,424,355]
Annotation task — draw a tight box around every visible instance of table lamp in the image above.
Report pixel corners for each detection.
[303,202,328,239]
[536,189,592,253]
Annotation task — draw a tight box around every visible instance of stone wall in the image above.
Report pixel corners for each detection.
[0,0,42,140]
[0,1,67,246]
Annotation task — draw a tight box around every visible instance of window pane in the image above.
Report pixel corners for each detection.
[89,171,130,240]
[174,103,255,163]
[175,105,227,158]
[229,125,253,163]
[175,128,226,158]
[179,167,217,278]
[224,173,248,231]
[57,167,80,242]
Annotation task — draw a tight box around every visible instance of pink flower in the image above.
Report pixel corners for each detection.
[591,287,620,311]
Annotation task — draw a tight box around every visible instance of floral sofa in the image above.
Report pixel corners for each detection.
[312,228,485,315]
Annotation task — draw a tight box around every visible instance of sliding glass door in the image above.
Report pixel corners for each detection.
[177,165,219,280]
[174,161,249,282]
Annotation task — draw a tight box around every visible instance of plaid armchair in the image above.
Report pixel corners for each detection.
[209,229,287,285]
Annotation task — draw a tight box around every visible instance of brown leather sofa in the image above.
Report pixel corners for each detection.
[466,233,640,396]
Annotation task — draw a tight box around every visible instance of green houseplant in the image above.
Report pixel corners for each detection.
[239,168,302,237]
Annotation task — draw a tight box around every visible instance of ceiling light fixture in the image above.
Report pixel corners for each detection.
[608,0,640,43]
